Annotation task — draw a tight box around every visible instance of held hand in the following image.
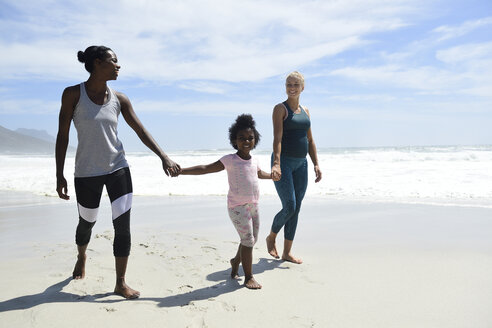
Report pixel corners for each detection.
[314,165,322,183]
[162,157,181,177]
[271,164,281,181]
[56,177,70,200]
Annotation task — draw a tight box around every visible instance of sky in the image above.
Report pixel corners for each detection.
[0,0,491,151]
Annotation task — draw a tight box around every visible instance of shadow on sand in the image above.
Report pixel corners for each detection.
[0,258,285,311]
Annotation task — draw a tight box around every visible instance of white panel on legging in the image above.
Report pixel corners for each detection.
[78,203,99,223]
[111,193,132,220]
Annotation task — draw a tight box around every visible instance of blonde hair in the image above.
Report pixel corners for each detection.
[286,71,305,86]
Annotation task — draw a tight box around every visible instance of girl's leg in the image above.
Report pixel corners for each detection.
[232,204,260,278]
[230,244,241,278]
[241,245,261,289]
[228,204,261,289]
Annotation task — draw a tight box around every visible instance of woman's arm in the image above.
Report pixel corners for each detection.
[180,160,225,175]
[258,170,272,179]
[55,85,79,200]
[305,108,322,183]
[117,92,180,177]
[271,104,285,181]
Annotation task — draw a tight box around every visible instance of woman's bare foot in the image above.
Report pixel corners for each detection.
[282,253,303,264]
[244,276,262,289]
[266,235,279,259]
[114,281,140,299]
[230,258,240,279]
[72,254,86,279]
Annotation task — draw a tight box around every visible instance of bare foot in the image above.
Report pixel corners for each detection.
[244,276,262,289]
[230,258,240,279]
[266,235,279,259]
[72,254,86,279]
[282,253,303,264]
[114,281,140,299]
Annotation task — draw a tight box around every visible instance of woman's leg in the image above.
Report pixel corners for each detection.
[73,175,105,279]
[283,158,308,241]
[106,167,139,299]
[282,158,308,264]
[269,156,296,258]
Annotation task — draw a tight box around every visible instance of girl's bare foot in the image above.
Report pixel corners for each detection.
[244,276,262,289]
[114,281,140,299]
[72,254,86,279]
[266,235,279,259]
[282,253,303,264]
[230,258,240,279]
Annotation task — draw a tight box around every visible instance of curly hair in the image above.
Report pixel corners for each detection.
[77,45,113,73]
[228,114,261,150]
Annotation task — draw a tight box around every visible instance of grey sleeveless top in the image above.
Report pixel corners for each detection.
[72,82,128,177]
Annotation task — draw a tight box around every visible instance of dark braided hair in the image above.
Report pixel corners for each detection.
[77,45,112,73]
[228,114,261,150]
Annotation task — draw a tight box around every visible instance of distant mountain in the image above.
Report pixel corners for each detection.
[15,128,56,143]
[0,125,70,154]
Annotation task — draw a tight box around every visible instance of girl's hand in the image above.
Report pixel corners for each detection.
[271,164,281,181]
[314,165,322,183]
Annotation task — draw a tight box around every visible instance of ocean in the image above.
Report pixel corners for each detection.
[1,145,491,207]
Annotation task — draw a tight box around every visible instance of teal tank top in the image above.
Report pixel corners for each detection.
[281,101,311,158]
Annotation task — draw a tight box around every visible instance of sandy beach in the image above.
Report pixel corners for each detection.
[1,191,492,327]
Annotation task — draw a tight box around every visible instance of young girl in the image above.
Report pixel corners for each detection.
[178,114,272,289]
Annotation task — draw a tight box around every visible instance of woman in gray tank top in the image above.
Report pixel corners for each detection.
[55,45,180,299]
[266,71,323,264]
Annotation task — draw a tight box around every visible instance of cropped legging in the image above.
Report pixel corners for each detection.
[271,154,308,240]
[74,167,133,257]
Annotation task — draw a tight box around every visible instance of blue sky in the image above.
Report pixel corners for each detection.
[0,0,491,151]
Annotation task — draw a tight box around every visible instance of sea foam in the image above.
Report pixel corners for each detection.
[1,146,491,207]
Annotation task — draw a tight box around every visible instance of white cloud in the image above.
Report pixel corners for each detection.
[0,98,59,114]
[433,16,492,41]
[436,41,492,64]
[0,0,424,82]
[177,82,227,94]
[330,64,460,91]
[131,99,272,116]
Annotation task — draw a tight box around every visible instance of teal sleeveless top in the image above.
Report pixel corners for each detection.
[281,101,311,158]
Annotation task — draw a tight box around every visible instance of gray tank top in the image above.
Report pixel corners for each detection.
[72,82,128,177]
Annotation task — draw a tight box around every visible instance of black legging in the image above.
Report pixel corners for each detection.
[74,167,133,257]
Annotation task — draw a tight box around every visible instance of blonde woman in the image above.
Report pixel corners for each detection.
[266,71,322,264]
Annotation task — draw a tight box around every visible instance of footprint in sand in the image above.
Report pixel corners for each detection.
[201,246,217,252]
[290,316,315,327]
[102,307,116,312]
[178,284,194,291]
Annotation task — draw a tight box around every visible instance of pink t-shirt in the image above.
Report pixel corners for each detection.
[220,153,261,208]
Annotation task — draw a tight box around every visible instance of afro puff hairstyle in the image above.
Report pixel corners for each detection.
[228,114,261,150]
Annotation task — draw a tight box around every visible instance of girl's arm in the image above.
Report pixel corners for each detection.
[117,91,180,177]
[305,108,322,183]
[258,170,272,179]
[271,104,285,181]
[180,160,225,175]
